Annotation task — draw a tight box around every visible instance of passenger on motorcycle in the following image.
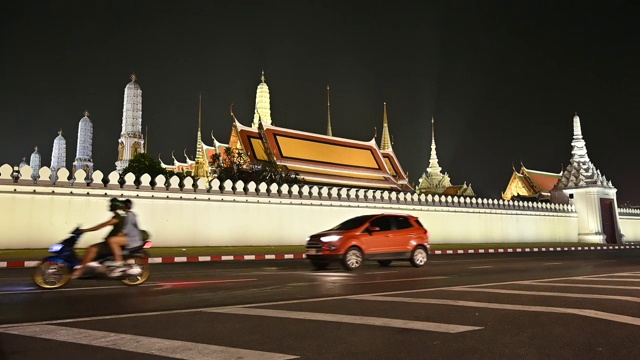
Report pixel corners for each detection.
[71,198,126,279]
[120,199,143,254]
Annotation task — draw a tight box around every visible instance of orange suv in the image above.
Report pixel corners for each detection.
[305,213,429,270]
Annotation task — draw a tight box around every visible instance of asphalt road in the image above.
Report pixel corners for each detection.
[0,250,639,359]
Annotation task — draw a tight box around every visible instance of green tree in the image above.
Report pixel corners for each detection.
[211,146,301,186]
[121,153,167,187]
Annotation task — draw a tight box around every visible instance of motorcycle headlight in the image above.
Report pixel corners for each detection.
[48,243,63,253]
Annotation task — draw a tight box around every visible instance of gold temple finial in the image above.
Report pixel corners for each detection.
[261,70,265,82]
[373,126,377,139]
[34,146,38,152]
[198,94,202,131]
[84,109,89,117]
[58,129,62,136]
[130,73,137,82]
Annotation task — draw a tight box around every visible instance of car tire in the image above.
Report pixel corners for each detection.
[377,260,392,267]
[410,246,428,267]
[310,260,329,270]
[341,246,363,271]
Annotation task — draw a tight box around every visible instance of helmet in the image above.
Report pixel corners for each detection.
[109,197,123,211]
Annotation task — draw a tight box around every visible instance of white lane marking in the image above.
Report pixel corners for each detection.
[205,308,481,333]
[569,277,640,282]
[0,278,256,295]
[544,263,562,265]
[365,271,397,274]
[353,295,640,327]
[468,266,492,269]
[0,325,297,360]
[521,282,640,290]
[448,287,640,302]
[347,276,447,285]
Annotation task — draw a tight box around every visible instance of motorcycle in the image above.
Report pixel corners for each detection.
[33,228,153,289]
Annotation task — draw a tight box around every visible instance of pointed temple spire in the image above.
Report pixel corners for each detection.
[116,74,145,173]
[72,110,94,180]
[30,146,41,181]
[252,70,272,128]
[427,117,442,174]
[326,85,333,136]
[193,94,209,179]
[559,112,613,188]
[380,102,392,151]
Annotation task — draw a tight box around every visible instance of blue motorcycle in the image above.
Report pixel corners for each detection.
[33,228,153,289]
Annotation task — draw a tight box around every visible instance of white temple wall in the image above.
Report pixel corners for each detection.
[1,165,639,249]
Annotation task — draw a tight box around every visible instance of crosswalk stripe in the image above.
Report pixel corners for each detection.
[353,295,640,327]
[0,325,298,360]
[448,287,640,302]
[205,307,481,333]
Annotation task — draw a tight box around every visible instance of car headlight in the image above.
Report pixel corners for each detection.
[320,235,342,242]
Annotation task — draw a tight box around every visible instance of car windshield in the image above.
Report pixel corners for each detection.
[329,215,377,231]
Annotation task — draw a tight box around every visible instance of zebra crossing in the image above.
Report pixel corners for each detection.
[1,271,639,359]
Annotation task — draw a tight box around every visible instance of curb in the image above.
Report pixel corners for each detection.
[2,245,639,269]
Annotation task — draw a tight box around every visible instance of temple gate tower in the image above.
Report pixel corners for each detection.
[116,74,145,173]
[72,110,94,180]
[252,71,272,128]
[557,113,623,244]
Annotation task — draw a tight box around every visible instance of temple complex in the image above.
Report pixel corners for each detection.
[116,74,145,173]
[415,118,475,196]
[501,164,561,201]
[72,110,94,178]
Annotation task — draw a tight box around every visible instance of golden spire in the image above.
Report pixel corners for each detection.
[83,110,89,117]
[380,102,392,150]
[34,146,38,152]
[326,85,333,136]
[130,73,137,82]
[193,94,208,179]
[261,70,265,83]
[58,129,63,136]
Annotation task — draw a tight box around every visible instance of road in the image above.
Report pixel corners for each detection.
[0,250,639,359]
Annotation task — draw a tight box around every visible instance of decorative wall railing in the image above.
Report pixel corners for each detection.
[1,164,577,213]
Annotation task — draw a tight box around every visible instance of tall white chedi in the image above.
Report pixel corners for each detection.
[30,146,41,181]
[557,112,621,244]
[252,71,273,128]
[72,110,94,178]
[116,74,145,173]
[50,130,66,180]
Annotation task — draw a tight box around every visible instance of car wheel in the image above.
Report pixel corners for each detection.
[341,247,363,271]
[377,260,392,267]
[310,260,329,270]
[410,246,428,267]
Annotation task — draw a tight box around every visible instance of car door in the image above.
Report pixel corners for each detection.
[363,216,394,255]
[390,216,418,253]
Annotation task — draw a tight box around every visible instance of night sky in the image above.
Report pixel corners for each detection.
[2,1,638,203]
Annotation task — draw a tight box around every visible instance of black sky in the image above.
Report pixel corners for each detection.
[1,1,639,203]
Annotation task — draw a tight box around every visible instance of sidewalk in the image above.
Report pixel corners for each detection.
[2,244,639,269]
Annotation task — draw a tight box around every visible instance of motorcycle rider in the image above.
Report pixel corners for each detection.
[119,199,143,253]
[71,198,127,279]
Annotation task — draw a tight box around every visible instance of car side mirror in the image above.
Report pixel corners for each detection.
[367,226,380,233]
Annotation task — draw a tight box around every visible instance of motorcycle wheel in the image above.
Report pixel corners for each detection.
[121,254,150,286]
[33,261,71,289]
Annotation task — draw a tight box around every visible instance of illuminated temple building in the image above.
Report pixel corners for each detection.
[116,74,145,173]
[415,118,475,196]
[501,164,562,201]
[162,72,412,191]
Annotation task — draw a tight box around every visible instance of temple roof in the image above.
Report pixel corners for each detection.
[230,118,410,190]
[502,164,561,201]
